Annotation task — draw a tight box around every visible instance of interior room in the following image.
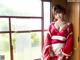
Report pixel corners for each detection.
[0,0,79,60]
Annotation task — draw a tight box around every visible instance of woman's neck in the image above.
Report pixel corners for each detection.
[57,18,65,22]
[57,19,65,23]
[56,19,66,26]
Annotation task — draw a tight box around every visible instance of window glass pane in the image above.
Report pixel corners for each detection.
[12,32,41,60]
[0,34,10,60]
[31,32,41,59]
[11,18,41,31]
[0,18,9,31]
[0,0,41,16]
[44,2,50,29]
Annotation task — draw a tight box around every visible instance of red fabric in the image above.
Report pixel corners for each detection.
[50,56,58,60]
[62,23,73,55]
[41,22,73,60]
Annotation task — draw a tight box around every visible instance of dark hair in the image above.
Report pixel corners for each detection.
[54,5,66,14]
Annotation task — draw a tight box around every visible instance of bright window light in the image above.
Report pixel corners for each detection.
[44,2,50,29]
[0,0,41,16]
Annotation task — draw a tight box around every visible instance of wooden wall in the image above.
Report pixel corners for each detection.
[79,3,80,60]
[52,0,67,6]
[67,2,79,60]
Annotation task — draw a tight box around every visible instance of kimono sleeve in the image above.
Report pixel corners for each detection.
[41,23,53,60]
[61,23,73,56]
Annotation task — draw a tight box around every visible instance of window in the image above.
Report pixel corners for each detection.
[44,2,50,29]
[0,0,51,60]
[11,18,42,60]
[12,32,41,60]
[11,18,41,31]
[0,18,9,31]
[0,18,10,60]
[0,0,41,16]
[0,33,10,60]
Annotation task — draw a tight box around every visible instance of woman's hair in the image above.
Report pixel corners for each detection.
[54,5,66,14]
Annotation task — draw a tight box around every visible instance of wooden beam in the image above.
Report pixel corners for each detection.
[52,0,67,6]
[41,0,51,2]
[67,0,80,2]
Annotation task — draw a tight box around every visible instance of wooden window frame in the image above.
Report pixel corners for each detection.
[0,1,51,60]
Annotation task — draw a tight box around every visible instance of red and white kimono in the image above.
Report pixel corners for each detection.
[41,22,73,60]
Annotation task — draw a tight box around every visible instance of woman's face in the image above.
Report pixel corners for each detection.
[54,13,64,21]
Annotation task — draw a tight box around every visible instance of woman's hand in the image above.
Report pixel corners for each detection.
[56,51,62,56]
[50,50,54,56]
[56,49,63,56]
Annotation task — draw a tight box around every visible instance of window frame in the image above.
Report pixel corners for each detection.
[0,1,51,60]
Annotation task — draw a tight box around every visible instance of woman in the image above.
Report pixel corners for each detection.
[42,5,73,60]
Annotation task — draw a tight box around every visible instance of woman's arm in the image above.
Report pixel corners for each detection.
[61,23,73,56]
[42,23,53,60]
